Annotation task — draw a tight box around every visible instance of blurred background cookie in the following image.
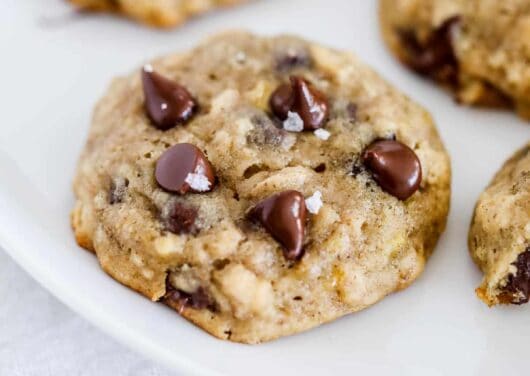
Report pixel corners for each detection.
[380,0,530,120]
[68,0,247,28]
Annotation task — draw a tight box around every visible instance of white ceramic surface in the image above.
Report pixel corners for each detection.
[1,1,529,375]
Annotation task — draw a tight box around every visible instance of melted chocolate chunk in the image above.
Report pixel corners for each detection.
[155,143,215,194]
[503,248,530,305]
[164,280,216,312]
[142,66,198,130]
[398,16,460,85]
[162,201,199,235]
[248,190,307,261]
[361,140,422,200]
[269,76,329,130]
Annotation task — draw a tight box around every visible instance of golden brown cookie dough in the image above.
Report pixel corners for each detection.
[380,0,530,119]
[68,0,246,28]
[72,31,451,343]
[469,144,530,306]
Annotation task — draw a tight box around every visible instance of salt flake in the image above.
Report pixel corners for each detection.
[305,191,323,214]
[314,128,330,140]
[185,173,211,192]
[283,111,304,132]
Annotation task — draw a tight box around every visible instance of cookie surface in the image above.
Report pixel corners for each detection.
[380,0,530,119]
[72,31,451,343]
[469,144,530,306]
[68,0,245,28]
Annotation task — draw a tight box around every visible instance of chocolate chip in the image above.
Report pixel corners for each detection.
[503,248,530,305]
[142,66,198,130]
[269,76,329,130]
[109,177,129,204]
[361,140,422,200]
[155,143,215,194]
[164,280,216,312]
[398,16,460,85]
[161,201,199,235]
[248,190,307,260]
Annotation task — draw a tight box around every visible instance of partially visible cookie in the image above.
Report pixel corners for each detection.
[469,144,530,306]
[68,0,246,28]
[72,31,451,343]
[379,0,530,119]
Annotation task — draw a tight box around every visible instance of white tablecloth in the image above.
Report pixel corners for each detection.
[0,249,176,376]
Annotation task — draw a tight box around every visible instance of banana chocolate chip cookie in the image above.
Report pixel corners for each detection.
[68,0,246,28]
[72,31,451,343]
[469,144,530,306]
[380,0,530,119]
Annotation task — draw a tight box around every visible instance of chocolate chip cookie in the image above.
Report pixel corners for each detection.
[72,31,451,343]
[68,0,246,28]
[379,0,530,119]
[469,144,530,306]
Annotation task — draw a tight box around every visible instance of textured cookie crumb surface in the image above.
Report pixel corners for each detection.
[72,31,451,343]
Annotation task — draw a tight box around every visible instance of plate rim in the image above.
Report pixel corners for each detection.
[0,199,223,376]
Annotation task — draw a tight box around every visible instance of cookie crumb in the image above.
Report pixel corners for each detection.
[305,191,323,214]
[185,173,212,192]
[314,128,330,140]
[283,111,304,132]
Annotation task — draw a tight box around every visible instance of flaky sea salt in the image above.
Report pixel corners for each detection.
[305,191,323,214]
[283,111,304,132]
[160,103,168,110]
[143,64,154,72]
[314,128,330,140]
[185,173,211,192]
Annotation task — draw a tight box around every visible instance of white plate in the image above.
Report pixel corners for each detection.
[1,0,529,375]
